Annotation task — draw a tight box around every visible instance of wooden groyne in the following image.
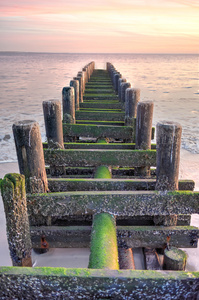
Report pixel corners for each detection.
[0,61,199,299]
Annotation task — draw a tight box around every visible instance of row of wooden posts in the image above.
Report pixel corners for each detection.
[0,61,199,298]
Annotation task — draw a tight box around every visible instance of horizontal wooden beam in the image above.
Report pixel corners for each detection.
[44,149,156,167]
[80,102,121,109]
[27,191,199,222]
[47,178,195,192]
[63,124,134,139]
[30,225,199,249]
[76,120,124,126]
[0,267,198,299]
[75,111,124,121]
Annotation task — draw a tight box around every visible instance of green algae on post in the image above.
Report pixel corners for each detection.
[88,213,119,269]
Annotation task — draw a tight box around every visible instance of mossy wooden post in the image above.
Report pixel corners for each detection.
[43,100,65,177]
[43,100,64,149]
[125,88,140,126]
[135,101,154,176]
[118,78,126,102]
[163,246,187,270]
[12,120,48,193]
[156,121,182,191]
[114,73,121,94]
[121,82,131,110]
[118,248,135,269]
[77,72,85,94]
[155,121,182,227]
[1,173,32,266]
[62,87,76,124]
[82,68,88,86]
[70,80,79,111]
[88,213,119,269]
[74,76,83,103]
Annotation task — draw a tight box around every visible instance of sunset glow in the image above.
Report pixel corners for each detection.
[0,0,199,53]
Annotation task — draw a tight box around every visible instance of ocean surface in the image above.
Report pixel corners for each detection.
[0,52,199,270]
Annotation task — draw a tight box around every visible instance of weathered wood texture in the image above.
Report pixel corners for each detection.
[27,191,199,226]
[30,225,199,248]
[44,149,156,167]
[63,123,134,140]
[0,267,198,299]
[47,178,195,192]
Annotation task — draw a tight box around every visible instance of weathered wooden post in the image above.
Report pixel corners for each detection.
[43,100,64,149]
[1,173,32,266]
[70,79,80,110]
[155,121,182,191]
[74,76,83,103]
[135,101,154,176]
[118,248,135,270]
[118,78,126,101]
[13,120,48,193]
[163,246,187,271]
[78,72,85,94]
[43,100,65,176]
[62,87,76,124]
[121,82,131,110]
[125,88,140,126]
[114,73,121,94]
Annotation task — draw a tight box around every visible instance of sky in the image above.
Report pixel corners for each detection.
[0,0,199,53]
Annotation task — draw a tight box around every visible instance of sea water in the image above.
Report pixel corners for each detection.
[0,52,199,269]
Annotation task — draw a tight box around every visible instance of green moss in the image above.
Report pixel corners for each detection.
[88,212,119,269]
[94,166,112,179]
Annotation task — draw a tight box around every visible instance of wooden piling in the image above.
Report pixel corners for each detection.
[1,173,32,266]
[43,100,64,149]
[118,78,126,101]
[12,120,48,193]
[135,101,154,176]
[163,246,187,271]
[118,248,135,269]
[70,80,80,111]
[114,73,121,94]
[156,121,182,191]
[125,88,140,126]
[62,87,76,124]
[121,82,131,110]
[74,76,83,103]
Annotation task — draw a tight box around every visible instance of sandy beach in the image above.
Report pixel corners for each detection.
[0,148,199,270]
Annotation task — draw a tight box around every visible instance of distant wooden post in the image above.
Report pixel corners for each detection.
[43,100,64,149]
[70,80,80,110]
[43,100,65,176]
[121,82,131,110]
[77,72,85,94]
[118,78,126,102]
[62,87,76,124]
[135,101,154,176]
[74,76,83,103]
[125,88,140,126]
[114,73,121,94]
[13,120,48,193]
[1,173,32,266]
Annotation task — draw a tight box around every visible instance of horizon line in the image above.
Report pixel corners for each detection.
[0,51,198,55]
